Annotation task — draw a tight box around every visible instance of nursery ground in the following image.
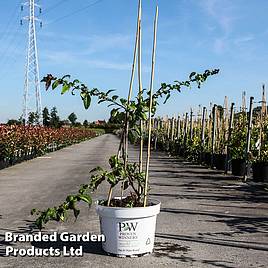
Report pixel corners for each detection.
[0,134,267,268]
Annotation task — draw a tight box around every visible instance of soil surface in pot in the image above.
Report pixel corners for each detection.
[99,194,145,207]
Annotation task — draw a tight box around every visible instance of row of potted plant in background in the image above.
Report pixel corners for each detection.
[148,105,268,182]
[0,125,104,169]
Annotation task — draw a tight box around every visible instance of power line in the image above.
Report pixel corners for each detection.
[42,0,71,15]
[0,36,25,78]
[0,0,21,45]
[0,1,22,65]
[45,0,104,26]
[0,24,22,67]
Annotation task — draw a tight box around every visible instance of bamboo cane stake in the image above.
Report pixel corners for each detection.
[223,96,229,153]
[177,115,181,140]
[258,84,266,157]
[225,102,234,174]
[124,0,142,164]
[183,112,188,143]
[199,107,206,163]
[244,97,254,182]
[241,91,246,113]
[174,117,177,139]
[108,0,142,206]
[211,104,217,168]
[207,103,212,149]
[262,84,267,116]
[201,107,206,146]
[167,118,171,139]
[190,108,193,140]
[171,116,175,141]
[223,96,229,164]
[138,0,143,174]
[205,107,209,148]
[143,5,158,207]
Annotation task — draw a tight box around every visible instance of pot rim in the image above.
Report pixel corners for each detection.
[95,197,161,218]
[95,197,161,210]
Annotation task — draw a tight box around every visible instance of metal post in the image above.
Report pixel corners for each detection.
[22,0,42,125]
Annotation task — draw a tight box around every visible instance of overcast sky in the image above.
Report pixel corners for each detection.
[0,0,267,123]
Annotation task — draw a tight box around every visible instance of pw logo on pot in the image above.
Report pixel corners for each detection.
[119,222,138,232]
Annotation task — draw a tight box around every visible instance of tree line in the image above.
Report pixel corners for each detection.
[6,107,83,128]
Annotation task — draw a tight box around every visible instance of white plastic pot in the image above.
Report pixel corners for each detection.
[96,199,161,257]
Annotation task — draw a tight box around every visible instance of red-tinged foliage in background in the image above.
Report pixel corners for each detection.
[0,125,100,162]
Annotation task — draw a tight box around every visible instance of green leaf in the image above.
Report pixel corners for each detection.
[98,99,106,104]
[111,108,119,119]
[31,208,37,215]
[61,83,70,95]
[90,166,103,173]
[62,75,71,80]
[59,213,65,222]
[106,89,115,95]
[120,98,127,106]
[163,93,170,104]
[66,195,74,203]
[77,194,92,205]
[52,80,60,90]
[189,72,196,79]
[82,93,91,109]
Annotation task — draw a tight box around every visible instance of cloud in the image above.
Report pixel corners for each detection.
[200,0,238,54]
[201,0,234,34]
[41,50,76,64]
[82,33,132,55]
[213,37,227,53]
[234,34,254,45]
[39,28,152,72]
[41,49,132,71]
[86,59,130,71]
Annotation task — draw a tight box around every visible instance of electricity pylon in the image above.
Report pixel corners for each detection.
[21,0,42,124]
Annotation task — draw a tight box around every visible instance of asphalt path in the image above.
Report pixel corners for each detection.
[0,134,267,267]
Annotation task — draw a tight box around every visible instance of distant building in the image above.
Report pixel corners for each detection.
[94,120,106,125]
[61,120,71,128]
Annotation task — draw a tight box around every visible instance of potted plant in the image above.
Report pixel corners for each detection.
[229,113,247,176]
[251,117,268,182]
[31,1,219,257]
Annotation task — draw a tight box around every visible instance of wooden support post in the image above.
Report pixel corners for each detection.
[177,115,181,140]
[258,84,266,158]
[183,112,188,145]
[201,107,206,146]
[211,104,217,168]
[189,108,193,140]
[225,102,234,174]
[244,97,254,182]
[171,117,175,141]
[167,118,171,139]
